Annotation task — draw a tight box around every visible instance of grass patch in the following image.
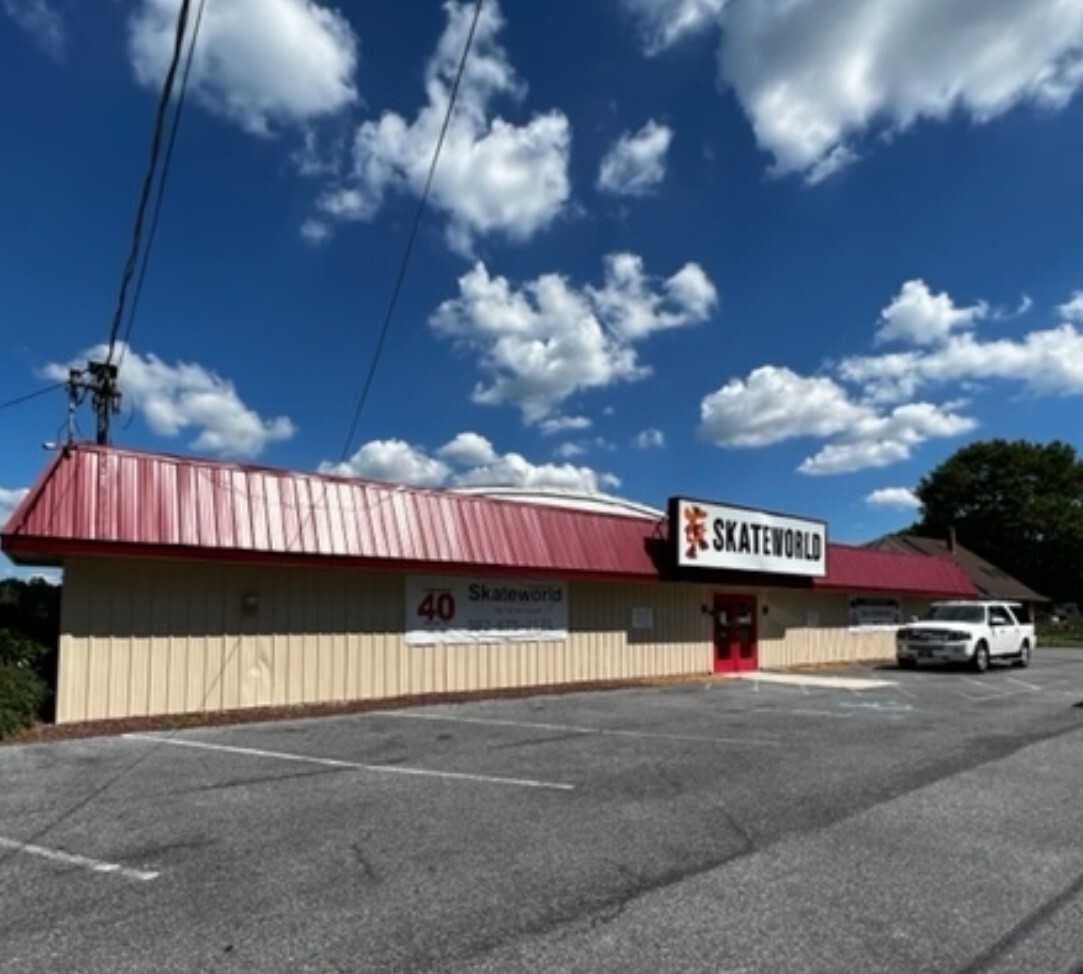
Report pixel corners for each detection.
[1038,625,1083,649]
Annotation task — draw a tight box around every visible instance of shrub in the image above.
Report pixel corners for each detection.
[0,629,49,739]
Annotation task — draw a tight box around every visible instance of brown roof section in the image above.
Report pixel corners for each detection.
[865,534,1047,602]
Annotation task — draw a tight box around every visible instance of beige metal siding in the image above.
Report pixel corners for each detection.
[56,559,936,722]
[57,559,716,723]
[757,590,928,668]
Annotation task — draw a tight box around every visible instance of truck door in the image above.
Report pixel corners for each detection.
[988,604,1017,657]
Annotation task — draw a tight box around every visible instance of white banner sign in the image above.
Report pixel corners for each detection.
[405,576,568,645]
[672,498,827,577]
[849,597,901,628]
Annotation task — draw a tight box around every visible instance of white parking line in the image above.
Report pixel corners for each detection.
[959,675,999,691]
[967,689,1039,704]
[371,711,780,747]
[737,673,897,690]
[123,733,575,792]
[1005,676,1042,692]
[0,835,159,882]
[770,708,854,719]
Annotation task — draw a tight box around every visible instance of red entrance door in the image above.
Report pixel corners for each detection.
[712,594,758,673]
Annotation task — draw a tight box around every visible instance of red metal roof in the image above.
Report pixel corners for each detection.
[815,543,976,597]
[1,443,976,597]
[1,444,667,580]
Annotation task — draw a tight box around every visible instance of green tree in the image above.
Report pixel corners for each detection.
[913,439,1083,606]
[0,629,49,737]
[0,578,60,721]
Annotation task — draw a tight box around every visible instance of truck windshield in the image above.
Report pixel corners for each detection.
[923,605,986,623]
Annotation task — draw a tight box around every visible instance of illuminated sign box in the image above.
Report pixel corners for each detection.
[670,497,827,578]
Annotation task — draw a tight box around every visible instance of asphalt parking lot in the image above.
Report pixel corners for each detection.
[3,649,1083,974]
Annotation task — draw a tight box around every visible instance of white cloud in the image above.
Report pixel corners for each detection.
[836,350,921,404]
[597,120,674,196]
[865,487,921,511]
[538,415,592,436]
[717,0,1083,182]
[590,254,718,341]
[437,431,498,467]
[876,279,988,347]
[554,442,586,459]
[451,451,621,493]
[633,428,665,449]
[325,432,619,493]
[798,402,976,475]
[2,0,64,58]
[128,0,358,135]
[699,365,975,475]
[316,1,570,254]
[699,366,867,447]
[1058,291,1083,322]
[843,325,1083,403]
[432,254,716,423]
[300,219,331,245]
[805,144,860,185]
[0,487,29,527]
[621,0,727,54]
[319,439,450,486]
[45,343,295,459]
[700,281,1083,475]
[1005,294,1033,319]
[293,129,342,178]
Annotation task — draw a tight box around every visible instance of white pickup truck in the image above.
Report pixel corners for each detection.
[896,601,1035,673]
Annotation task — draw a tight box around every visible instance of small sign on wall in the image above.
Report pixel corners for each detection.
[405,576,568,645]
[631,607,654,630]
[849,597,902,629]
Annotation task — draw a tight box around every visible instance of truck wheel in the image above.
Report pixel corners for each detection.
[1013,642,1031,668]
[972,642,990,674]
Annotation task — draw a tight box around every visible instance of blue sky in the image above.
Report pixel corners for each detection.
[4,0,1083,575]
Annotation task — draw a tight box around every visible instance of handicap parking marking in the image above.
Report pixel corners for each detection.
[123,733,578,792]
[0,835,160,883]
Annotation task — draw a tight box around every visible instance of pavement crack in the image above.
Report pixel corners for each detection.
[953,868,1083,974]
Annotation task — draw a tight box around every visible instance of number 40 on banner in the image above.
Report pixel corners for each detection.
[417,589,456,623]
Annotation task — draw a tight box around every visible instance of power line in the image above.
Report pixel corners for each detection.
[338,0,485,463]
[118,0,208,368]
[103,0,193,366]
[0,381,67,413]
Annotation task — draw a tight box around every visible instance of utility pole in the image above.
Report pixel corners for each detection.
[87,361,120,445]
[66,361,121,445]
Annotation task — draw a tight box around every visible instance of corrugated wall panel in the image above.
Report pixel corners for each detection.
[55,561,932,723]
[57,559,718,722]
[756,591,928,668]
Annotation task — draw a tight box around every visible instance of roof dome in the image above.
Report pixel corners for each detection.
[448,485,664,520]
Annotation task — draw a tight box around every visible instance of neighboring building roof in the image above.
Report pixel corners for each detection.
[2,443,976,597]
[865,534,1047,602]
[816,543,976,596]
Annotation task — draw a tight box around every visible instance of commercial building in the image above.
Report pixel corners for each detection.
[2,444,976,724]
